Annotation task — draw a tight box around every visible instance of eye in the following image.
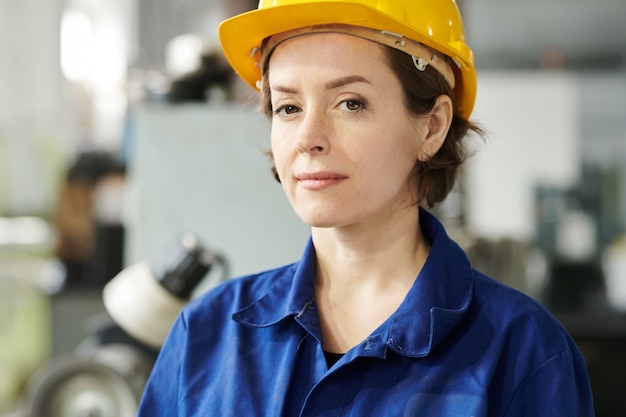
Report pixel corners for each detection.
[272,104,301,117]
[340,99,365,112]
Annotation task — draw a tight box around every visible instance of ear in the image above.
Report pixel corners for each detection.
[417,95,453,162]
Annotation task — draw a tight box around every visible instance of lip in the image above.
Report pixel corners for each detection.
[295,171,348,190]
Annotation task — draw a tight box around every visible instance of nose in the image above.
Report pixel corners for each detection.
[296,109,331,155]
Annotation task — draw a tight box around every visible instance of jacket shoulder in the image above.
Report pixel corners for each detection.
[182,262,297,320]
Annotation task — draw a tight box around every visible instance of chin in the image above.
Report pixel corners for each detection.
[298,211,357,230]
[293,203,359,229]
[301,218,336,229]
[297,212,341,229]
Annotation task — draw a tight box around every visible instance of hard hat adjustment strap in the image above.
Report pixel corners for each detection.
[259,24,456,90]
[381,30,432,72]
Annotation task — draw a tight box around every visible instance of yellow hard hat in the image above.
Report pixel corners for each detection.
[218,0,477,119]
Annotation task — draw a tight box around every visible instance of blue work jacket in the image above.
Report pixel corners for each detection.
[137,209,594,416]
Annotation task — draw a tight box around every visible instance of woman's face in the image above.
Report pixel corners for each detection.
[268,32,427,230]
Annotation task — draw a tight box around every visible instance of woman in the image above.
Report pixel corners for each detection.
[137,0,594,415]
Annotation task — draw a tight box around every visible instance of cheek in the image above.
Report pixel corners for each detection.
[360,130,421,192]
[364,123,421,169]
[270,128,290,178]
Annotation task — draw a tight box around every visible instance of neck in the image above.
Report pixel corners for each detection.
[311,207,430,353]
[312,207,429,288]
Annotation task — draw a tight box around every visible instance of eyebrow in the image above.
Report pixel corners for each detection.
[271,75,372,94]
[324,75,372,90]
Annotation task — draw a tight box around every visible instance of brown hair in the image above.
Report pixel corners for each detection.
[260,42,482,208]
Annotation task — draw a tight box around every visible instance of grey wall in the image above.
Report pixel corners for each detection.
[463,0,626,69]
[125,104,311,286]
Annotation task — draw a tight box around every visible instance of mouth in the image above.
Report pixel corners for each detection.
[295,171,348,190]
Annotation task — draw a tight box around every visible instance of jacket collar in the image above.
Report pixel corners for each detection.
[232,208,474,358]
[385,208,474,357]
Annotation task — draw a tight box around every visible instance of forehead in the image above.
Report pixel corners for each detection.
[267,32,389,78]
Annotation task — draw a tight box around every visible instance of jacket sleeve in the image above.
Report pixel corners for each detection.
[502,349,595,417]
[137,313,188,416]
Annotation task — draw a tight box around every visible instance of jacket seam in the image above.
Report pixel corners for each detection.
[501,349,573,416]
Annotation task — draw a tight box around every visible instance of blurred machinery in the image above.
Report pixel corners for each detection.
[21,234,228,417]
[52,151,127,293]
[534,165,626,417]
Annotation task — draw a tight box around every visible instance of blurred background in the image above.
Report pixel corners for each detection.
[0,0,625,416]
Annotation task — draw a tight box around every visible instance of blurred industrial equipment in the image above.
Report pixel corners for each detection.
[52,151,126,293]
[103,233,225,349]
[165,34,234,104]
[20,233,228,417]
